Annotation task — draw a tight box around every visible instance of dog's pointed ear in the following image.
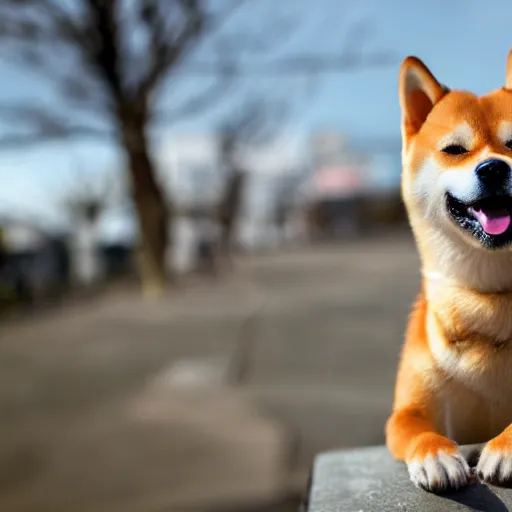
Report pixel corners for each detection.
[399,56,448,139]
[505,48,512,89]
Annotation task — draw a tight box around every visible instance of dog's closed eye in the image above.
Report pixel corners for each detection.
[441,144,468,155]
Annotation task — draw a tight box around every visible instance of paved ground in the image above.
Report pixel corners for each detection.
[0,231,420,511]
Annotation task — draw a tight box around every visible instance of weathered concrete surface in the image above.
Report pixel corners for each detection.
[307,445,512,512]
[0,232,421,511]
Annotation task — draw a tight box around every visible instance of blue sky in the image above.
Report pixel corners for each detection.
[1,0,512,228]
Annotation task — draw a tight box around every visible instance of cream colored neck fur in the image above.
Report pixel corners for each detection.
[413,220,512,294]
[415,224,512,346]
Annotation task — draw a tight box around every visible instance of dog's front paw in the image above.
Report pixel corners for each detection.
[406,433,471,492]
[477,436,512,485]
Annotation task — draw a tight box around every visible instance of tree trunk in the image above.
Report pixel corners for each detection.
[218,169,245,261]
[122,118,169,298]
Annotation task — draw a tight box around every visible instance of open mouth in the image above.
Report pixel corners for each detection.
[446,193,512,248]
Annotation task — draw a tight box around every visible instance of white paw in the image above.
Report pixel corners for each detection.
[477,446,512,484]
[407,451,471,492]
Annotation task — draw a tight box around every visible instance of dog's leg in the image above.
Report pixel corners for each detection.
[386,294,472,492]
[477,424,512,485]
[387,406,471,492]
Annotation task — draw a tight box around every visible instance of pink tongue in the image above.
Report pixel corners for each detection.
[471,207,511,235]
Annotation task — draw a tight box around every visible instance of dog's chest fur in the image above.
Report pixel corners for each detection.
[426,279,512,442]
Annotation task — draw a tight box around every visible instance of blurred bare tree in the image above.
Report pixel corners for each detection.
[216,97,287,262]
[0,0,248,297]
[273,173,301,243]
[0,0,396,297]
[62,172,115,228]
[59,165,120,287]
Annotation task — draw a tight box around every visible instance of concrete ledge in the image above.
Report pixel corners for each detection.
[307,444,512,512]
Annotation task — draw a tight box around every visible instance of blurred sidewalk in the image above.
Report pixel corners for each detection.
[0,232,420,511]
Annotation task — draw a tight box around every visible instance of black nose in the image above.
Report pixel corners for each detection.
[475,158,510,185]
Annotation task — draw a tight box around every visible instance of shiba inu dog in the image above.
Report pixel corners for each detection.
[386,50,512,492]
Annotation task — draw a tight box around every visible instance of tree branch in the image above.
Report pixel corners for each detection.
[138,0,251,103]
[0,1,113,111]
[136,0,204,104]
[154,73,235,125]
[178,51,398,77]
[0,0,90,49]
[0,125,113,150]
[0,1,398,154]
[85,0,123,101]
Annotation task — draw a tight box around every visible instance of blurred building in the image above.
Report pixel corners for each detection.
[304,131,369,238]
[301,131,404,240]
[160,134,221,209]
[88,130,403,275]
[0,217,45,253]
[0,216,71,303]
[157,133,307,271]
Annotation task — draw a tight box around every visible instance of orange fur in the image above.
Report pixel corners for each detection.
[387,49,512,491]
